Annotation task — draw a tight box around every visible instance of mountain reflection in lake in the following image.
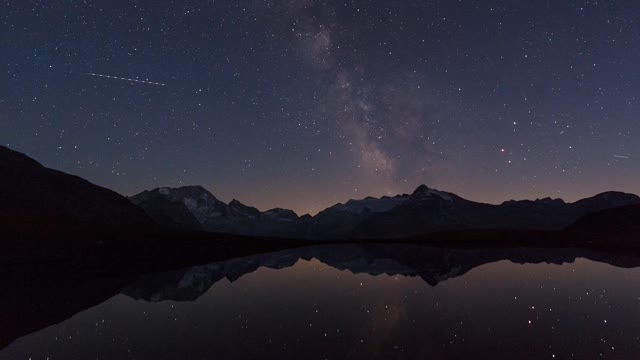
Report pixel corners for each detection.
[2,244,640,359]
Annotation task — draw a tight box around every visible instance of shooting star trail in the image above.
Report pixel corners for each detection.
[613,155,629,159]
[85,73,166,86]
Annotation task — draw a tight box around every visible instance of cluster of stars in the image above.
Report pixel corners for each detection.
[2,0,638,215]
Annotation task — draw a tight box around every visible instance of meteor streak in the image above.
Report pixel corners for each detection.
[613,155,629,159]
[85,72,166,86]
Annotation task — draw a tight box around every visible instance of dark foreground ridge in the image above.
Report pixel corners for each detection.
[0,145,155,232]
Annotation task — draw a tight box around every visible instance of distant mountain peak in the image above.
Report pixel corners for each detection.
[263,208,299,221]
[590,191,640,201]
[534,197,565,205]
[228,200,261,218]
[411,184,453,202]
[154,185,218,201]
[264,207,298,216]
[228,199,256,211]
[412,184,431,194]
[130,185,227,228]
[573,191,640,209]
[159,184,206,192]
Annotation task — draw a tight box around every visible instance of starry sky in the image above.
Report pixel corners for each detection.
[2,0,639,215]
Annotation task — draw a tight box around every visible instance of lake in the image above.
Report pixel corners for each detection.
[1,244,639,359]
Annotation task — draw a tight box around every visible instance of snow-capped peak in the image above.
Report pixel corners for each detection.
[411,184,453,202]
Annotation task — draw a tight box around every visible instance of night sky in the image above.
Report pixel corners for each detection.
[2,0,639,215]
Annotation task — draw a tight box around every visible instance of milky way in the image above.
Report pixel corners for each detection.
[2,0,639,215]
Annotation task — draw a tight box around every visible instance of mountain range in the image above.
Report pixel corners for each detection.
[1,144,639,240]
[129,183,640,240]
[129,186,301,237]
[1,144,639,351]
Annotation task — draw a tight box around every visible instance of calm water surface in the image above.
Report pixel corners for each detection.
[2,245,639,359]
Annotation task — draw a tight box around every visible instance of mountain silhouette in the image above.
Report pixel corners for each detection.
[4,149,639,356]
[130,186,302,237]
[352,187,640,239]
[131,184,640,239]
[2,144,639,242]
[569,204,640,234]
[0,145,154,232]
